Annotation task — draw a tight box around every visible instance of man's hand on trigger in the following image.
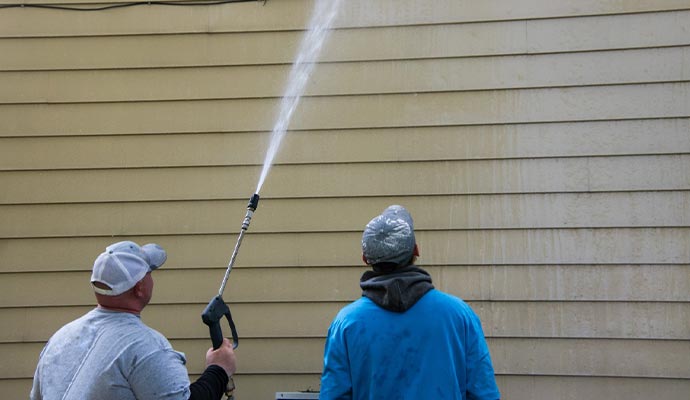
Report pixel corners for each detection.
[206,338,237,378]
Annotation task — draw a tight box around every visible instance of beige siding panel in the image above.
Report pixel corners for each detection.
[1,64,295,104]
[437,264,690,302]
[6,337,690,378]
[1,30,305,71]
[0,165,256,203]
[425,228,689,265]
[212,374,323,400]
[494,375,690,400]
[0,234,361,272]
[3,301,688,343]
[3,11,690,71]
[5,375,689,400]
[0,131,273,169]
[227,374,323,400]
[4,47,690,103]
[0,306,92,343]
[195,155,690,198]
[1,379,34,400]
[0,0,303,37]
[2,191,689,238]
[476,301,690,340]
[489,338,690,378]
[2,0,689,37]
[2,83,689,137]
[2,342,44,379]
[527,10,690,53]
[299,46,690,95]
[2,229,689,272]
[2,262,689,307]
[2,155,689,204]
[1,119,688,170]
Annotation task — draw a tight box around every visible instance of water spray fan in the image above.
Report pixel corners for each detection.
[202,193,260,349]
[200,0,342,353]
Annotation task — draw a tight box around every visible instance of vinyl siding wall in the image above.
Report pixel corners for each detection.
[1,0,689,399]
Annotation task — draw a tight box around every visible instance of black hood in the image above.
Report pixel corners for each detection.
[360,265,434,312]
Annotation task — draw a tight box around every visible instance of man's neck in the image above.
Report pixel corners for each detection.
[97,304,141,316]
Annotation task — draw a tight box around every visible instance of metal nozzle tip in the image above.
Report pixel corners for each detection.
[248,193,260,211]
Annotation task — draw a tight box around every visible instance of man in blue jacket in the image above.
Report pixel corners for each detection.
[320,205,500,400]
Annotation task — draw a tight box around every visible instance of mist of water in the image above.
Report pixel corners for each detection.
[254,0,343,194]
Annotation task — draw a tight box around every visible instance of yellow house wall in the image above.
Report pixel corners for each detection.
[1,0,689,398]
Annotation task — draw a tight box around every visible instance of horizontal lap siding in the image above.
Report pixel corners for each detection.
[3,46,690,103]
[2,155,690,203]
[1,83,688,136]
[1,1,689,399]
[3,11,690,71]
[1,0,689,37]
[1,119,689,169]
[2,192,690,238]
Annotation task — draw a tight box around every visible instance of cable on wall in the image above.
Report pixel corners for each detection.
[0,0,262,11]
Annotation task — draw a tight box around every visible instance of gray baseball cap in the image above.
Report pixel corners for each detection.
[362,205,416,267]
[91,241,167,296]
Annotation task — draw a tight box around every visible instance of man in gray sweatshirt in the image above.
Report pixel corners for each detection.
[31,241,236,400]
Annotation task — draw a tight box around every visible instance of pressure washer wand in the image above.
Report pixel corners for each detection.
[219,193,260,296]
[202,193,260,350]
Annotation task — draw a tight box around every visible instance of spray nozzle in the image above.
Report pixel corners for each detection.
[247,193,260,211]
[241,194,260,231]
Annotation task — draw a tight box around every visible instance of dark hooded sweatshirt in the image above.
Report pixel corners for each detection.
[359,265,434,312]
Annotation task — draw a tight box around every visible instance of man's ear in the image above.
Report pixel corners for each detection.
[362,254,369,265]
[413,244,419,257]
[132,280,145,298]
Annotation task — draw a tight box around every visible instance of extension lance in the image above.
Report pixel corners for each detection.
[202,193,260,350]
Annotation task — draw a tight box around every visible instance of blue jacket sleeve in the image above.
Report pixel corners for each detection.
[319,321,353,400]
[465,313,501,400]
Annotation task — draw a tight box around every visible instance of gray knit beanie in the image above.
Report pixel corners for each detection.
[362,205,416,267]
